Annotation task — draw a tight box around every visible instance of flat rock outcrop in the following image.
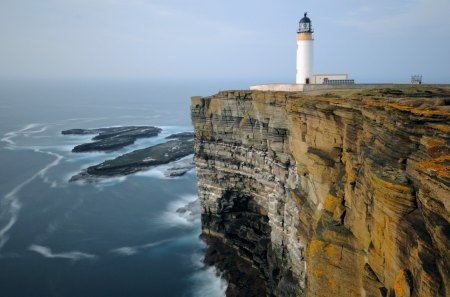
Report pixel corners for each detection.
[191,87,450,297]
[65,127,195,181]
[70,139,194,181]
[62,126,162,152]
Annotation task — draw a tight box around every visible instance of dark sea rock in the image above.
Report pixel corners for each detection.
[71,137,136,152]
[165,132,194,140]
[70,139,194,181]
[62,126,162,152]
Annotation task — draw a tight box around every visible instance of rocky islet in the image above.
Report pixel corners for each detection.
[62,126,162,152]
[64,128,195,181]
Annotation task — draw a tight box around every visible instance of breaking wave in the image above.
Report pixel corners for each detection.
[190,250,227,297]
[158,194,200,229]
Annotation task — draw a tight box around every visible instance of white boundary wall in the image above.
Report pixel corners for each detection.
[249,84,450,92]
[250,84,305,92]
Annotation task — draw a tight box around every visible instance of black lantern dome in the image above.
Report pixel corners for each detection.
[298,12,313,33]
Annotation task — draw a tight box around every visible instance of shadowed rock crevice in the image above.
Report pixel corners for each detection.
[202,190,272,297]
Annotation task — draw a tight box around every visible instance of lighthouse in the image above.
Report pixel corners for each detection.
[296,13,314,84]
[251,12,354,91]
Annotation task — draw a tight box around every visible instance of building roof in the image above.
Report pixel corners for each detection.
[299,13,311,24]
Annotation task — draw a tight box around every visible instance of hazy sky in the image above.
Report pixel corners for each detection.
[1,0,449,83]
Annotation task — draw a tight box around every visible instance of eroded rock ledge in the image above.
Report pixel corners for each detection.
[191,87,449,297]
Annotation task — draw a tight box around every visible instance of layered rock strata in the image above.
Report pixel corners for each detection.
[191,87,450,297]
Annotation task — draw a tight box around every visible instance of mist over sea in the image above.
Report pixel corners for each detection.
[0,79,251,297]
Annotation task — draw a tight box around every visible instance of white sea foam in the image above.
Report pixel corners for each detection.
[135,154,195,180]
[66,169,131,188]
[65,151,106,163]
[0,149,63,251]
[1,136,14,145]
[0,124,53,250]
[190,251,227,297]
[94,176,128,189]
[1,123,40,145]
[135,167,167,179]
[36,150,64,188]
[112,246,138,256]
[110,238,174,256]
[112,194,200,257]
[28,245,97,261]
[158,194,200,229]
[191,266,227,297]
[23,126,48,135]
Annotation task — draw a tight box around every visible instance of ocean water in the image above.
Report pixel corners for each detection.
[0,79,250,297]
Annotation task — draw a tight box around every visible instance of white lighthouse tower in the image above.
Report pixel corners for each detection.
[296,13,314,84]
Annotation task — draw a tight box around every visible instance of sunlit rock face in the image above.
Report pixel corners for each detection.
[191,87,450,297]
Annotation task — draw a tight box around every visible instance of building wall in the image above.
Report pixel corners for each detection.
[313,74,348,84]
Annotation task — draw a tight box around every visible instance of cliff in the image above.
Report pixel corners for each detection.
[191,86,450,297]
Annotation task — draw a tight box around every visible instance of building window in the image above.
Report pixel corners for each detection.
[324,79,354,85]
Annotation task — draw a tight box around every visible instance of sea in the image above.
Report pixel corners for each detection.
[0,79,251,297]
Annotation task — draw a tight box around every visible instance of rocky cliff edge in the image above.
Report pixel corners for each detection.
[191,86,449,297]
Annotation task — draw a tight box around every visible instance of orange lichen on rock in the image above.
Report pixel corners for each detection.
[323,193,341,213]
[318,97,342,104]
[393,268,413,297]
[387,103,450,116]
[422,137,446,147]
[308,239,322,257]
[342,152,357,182]
[322,244,341,267]
[394,269,406,296]
[417,155,450,178]
[310,268,323,279]
[328,278,337,289]
[364,99,386,107]
[429,123,450,133]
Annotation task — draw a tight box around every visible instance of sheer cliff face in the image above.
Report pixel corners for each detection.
[191,88,450,297]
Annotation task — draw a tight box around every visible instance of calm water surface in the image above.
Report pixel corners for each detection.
[0,79,251,297]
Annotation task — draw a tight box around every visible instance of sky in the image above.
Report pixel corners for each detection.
[0,0,449,83]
